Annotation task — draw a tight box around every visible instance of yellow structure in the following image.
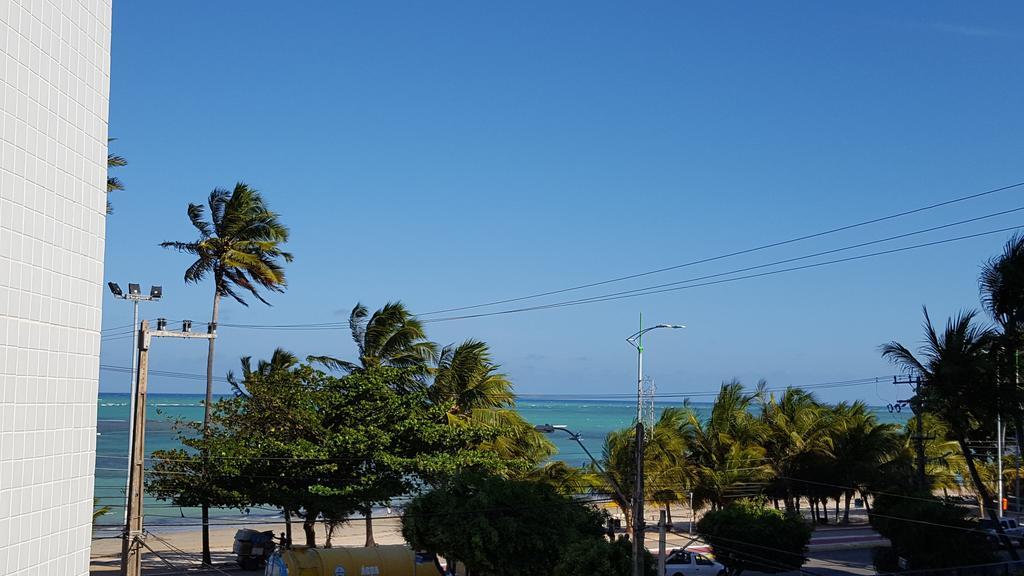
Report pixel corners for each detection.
[265,546,440,576]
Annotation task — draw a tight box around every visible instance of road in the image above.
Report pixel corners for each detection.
[653,523,885,576]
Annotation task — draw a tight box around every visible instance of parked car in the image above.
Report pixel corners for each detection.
[979,518,1024,547]
[664,548,726,576]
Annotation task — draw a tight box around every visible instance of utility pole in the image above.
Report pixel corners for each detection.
[625,316,684,576]
[107,282,161,522]
[999,414,1005,518]
[658,510,667,576]
[633,420,646,576]
[894,375,927,490]
[120,320,150,576]
[689,491,694,535]
[121,319,215,576]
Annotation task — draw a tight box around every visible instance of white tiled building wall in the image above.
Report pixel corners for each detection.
[0,1,112,575]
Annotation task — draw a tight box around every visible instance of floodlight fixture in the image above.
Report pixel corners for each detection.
[108,282,123,297]
[128,283,141,296]
[150,286,162,300]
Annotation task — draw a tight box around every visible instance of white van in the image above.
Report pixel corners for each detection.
[664,548,726,576]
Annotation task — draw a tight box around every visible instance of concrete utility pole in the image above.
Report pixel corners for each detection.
[121,319,215,576]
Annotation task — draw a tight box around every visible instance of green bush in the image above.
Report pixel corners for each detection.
[869,494,993,569]
[696,499,811,576]
[553,537,655,576]
[403,475,639,576]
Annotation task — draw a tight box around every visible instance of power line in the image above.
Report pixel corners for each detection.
[423,223,1024,323]
[216,221,1023,330]
[416,181,1024,316]
[95,366,894,398]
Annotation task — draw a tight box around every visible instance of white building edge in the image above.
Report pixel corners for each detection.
[0,1,113,574]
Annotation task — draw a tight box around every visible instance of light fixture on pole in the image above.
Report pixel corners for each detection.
[624,314,684,576]
[534,424,630,507]
[106,282,162,527]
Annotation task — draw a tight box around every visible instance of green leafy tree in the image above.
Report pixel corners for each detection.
[697,499,811,576]
[309,301,436,545]
[402,475,625,576]
[161,183,292,562]
[870,494,993,569]
[149,362,506,549]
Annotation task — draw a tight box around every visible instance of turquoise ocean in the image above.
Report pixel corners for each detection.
[93,393,909,533]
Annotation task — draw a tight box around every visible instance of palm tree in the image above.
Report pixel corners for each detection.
[228,347,299,397]
[429,340,555,465]
[680,382,768,510]
[309,301,435,546]
[758,386,834,512]
[431,340,516,416]
[161,183,291,563]
[881,308,1018,559]
[593,427,639,535]
[644,407,693,526]
[827,402,901,522]
[310,302,435,392]
[106,138,126,214]
[525,461,592,495]
[980,233,1024,507]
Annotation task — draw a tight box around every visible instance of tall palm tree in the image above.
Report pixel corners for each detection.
[310,302,436,392]
[161,183,291,563]
[431,340,515,415]
[758,386,834,512]
[106,138,126,214]
[678,382,768,510]
[309,301,435,546]
[430,340,555,474]
[980,233,1024,506]
[227,347,299,397]
[644,407,693,525]
[881,308,1018,559]
[827,402,901,523]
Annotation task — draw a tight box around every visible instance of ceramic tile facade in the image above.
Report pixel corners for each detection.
[0,1,112,574]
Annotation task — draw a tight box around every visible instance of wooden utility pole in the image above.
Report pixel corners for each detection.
[121,320,150,576]
[119,319,216,576]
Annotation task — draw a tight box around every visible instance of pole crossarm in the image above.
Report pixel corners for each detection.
[120,319,217,576]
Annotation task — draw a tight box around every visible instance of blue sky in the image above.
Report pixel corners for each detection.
[100,1,1024,404]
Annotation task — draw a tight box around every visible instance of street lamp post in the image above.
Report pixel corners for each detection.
[625,315,685,576]
[106,282,161,524]
[534,424,630,507]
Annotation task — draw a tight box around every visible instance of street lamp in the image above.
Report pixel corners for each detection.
[626,319,686,423]
[533,424,630,507]
[106,282,162,525]
[624,314,684,576]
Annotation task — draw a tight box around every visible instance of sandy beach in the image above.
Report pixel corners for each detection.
[89,518,408,574]
[88,506,705,574]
